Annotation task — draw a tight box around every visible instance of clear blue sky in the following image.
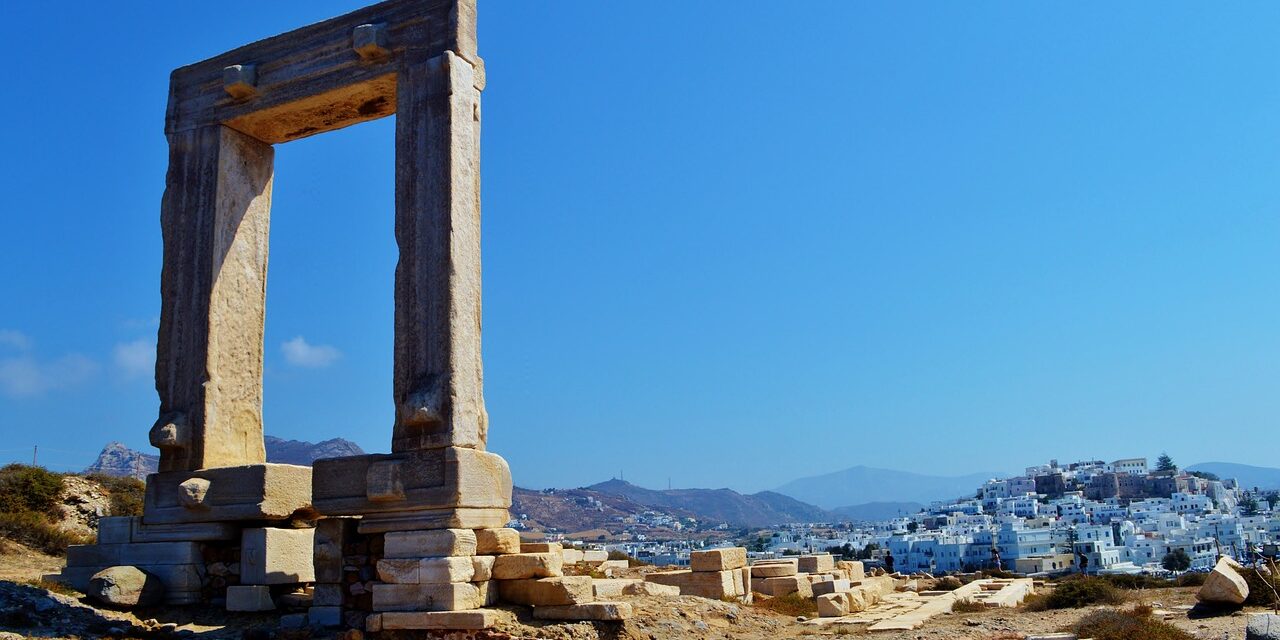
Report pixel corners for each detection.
[2,2,1279,493]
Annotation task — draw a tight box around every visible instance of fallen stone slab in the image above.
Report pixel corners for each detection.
[798,554,835,574]
[492,552,563,580]
[498,576,593,606]
[375,609,503,630]
[690,547,747,572]
[533,602,633,621]
[751,561,798,578]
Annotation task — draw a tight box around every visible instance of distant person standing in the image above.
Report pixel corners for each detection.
[885,550,895,574]
[1078,552,1089,574]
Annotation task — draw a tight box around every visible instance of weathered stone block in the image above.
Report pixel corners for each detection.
[644,569,742,599]
[357,508,509,533]
[764,575,812,598]
[313,583,346,607]
[582,550,608,564]
[131,519,239,542]
[143,464,313,524]
[1247,613,1280,640]
[475,528,520,555]
[241,527,316,585]
[751,560,797,578]
[378,610,501,630]
[561,548,584,564]
[690,547,746,572]
[311,448,510,520]
[97,517,134,544]
[372,582,483,612]
[521,542,562,554]
[56,564,203,595]
[836,560,865,582]
[377,559,423,584]
[492,553,562,580]
[471,555,495,581]
[816,592,849,617]
[497,576,593,606]
[384,529,477,558]
[533,602,632,621]
[309,606,343,627]
[798,554,834,574]
[419,557,476,584]
[313,517,357,583]
[1199,557,1250,605]
[812,579,851,596]
[226,585,275,611]
[66,542,202,567]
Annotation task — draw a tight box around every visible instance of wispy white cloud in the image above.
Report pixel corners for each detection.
[282,336,341,368]
[0,353,98,397]
[0,329,32,351]
[113,338,154,378]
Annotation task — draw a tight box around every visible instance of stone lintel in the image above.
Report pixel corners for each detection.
[312,447,510,517]
[143,463,314,525]
[358,507,509,534]
[166,0,477,140]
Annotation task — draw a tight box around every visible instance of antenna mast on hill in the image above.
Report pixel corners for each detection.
[32,445,37,466]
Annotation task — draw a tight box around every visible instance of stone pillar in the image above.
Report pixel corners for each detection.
[152,125,273,472]
[392,49,487,453]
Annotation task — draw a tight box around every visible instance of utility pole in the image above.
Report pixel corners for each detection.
[32,445,37,466]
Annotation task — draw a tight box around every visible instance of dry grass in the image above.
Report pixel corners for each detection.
[1023,576,1127,611]
[752,592,818,617]
[1072,604,1195,640]
[951,598,988,613]
[0,511,93,555]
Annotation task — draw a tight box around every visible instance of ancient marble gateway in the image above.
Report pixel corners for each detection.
[55,1,564,629]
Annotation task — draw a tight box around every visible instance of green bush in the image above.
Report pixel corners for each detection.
[85,474,145,516]
[1073,605,1195,640]
[0,511,92,555]
[1100,574,1174,590]
[1241,565,1280,608]
[0,464,64,515]
[1174,572,1206,587]
[1025,576,1126,610]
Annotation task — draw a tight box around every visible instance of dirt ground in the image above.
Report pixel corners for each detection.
[0,545,1271,640]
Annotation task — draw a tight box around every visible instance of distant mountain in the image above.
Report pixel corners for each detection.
[266,435,364,465]
[85,436,366,478]
[84,442,158,480]
[1187,462,1280,491]
[586,479,834,528]
[832,501,925,522]
[774,465,1001,510]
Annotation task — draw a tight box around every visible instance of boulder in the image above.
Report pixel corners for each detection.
[88,566,164,608]
[1198,557,1249,605]
[1248,613,1280,640]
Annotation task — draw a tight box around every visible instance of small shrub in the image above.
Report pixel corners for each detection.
[935,575,964,591]
[1241,566,1280,608]
[753,592,817,617]
[85,474,145,517]
[951,598,987,613]
[1028,576,1126,610]
[0,511,93,555]
[24,578,78,597]
[1174,572,1206,587]
[1100,574,1173,590]
[1073,605,1195,640]
[0,464,64,515]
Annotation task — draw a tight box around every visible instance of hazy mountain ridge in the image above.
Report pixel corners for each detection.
[832,501,927,522]
[586,479,834,528]
[775,464,1003,510]
[1186,462,1280,491]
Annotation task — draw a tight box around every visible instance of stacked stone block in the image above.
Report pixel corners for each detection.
[643,547,750,602]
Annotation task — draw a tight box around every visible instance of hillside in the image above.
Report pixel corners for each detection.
[1187,462,1280,491]
[775,465,1001,510]
[587,479,834,528]
[832,501,925,522]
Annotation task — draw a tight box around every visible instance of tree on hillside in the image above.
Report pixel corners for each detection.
[1240,495,1260,516]
[1189,471,1219,482]
[1162,548,1192,572]
[1267,494,1279,511]
[1155,453,1177,474]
